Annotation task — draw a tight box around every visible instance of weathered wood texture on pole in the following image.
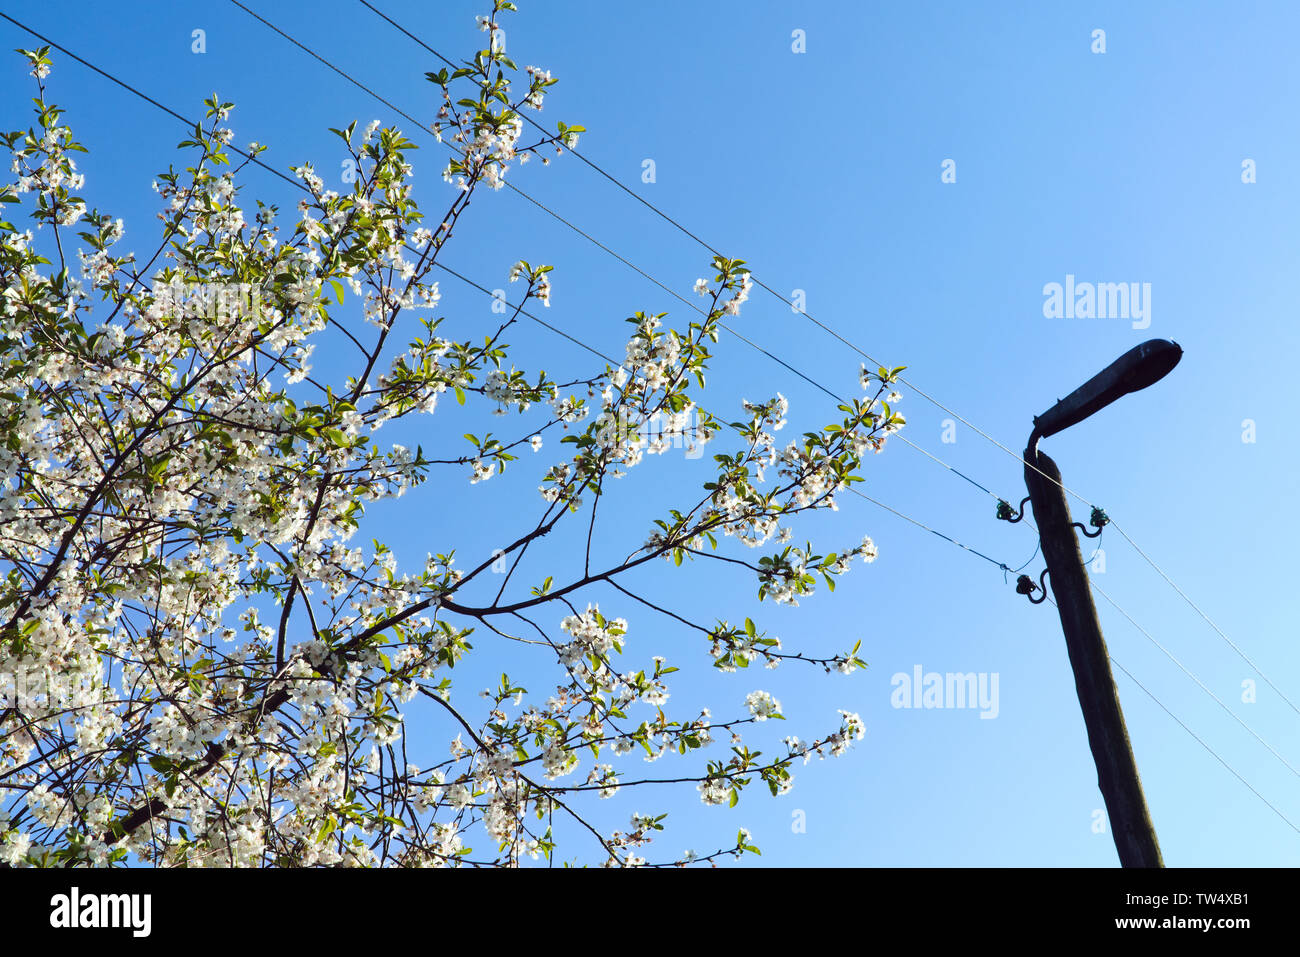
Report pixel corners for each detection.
[1024,447,1164,868]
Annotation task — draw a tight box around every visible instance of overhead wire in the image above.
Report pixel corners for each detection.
[241,0,1300,843]
[1040,595,1300,838]
[0,10,1029,589]
[350,0,1087,509]
[4,6,1297,852]
[1109,519,1300,720]
[348,0,1300,723]
[1040,598,1300,837]
[229,0,1017,512]
[15,4,1291,726]
[1091,580,1300,779]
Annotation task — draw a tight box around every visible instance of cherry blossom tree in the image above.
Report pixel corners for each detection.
[0,1,904,867]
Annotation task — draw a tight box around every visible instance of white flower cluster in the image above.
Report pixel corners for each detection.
[623,313,681,392]
[698,778,731,806]
[542,741,578,779]
[721,271,754,316]
[745,690,781,720]
[557,606,627,667]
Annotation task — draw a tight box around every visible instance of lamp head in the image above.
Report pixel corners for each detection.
[1031,339,1182,443]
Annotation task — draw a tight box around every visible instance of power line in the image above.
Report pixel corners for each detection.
[19,7,1283,722]
[1091,580,1300,780]
[11,7,1297,859]
[228,0,1021,512]
[431,261,620,366]
[29,5,1289,742]
[354,0,1300,722]
[351,0,1097,509]
[380,5,1300,724]
[463,0,1300,832]
[356,0,720,259]
[220,3,1113,602]
[892,436,1000,501]
[1040,595,1300,839]
[0,13,623,368]
[1110,656,1300,838]
[0,8,1184,674]
[849,488,1034,580]
[0,11,1031,593]
[1109,519,1300,721]
[217,5,843,407]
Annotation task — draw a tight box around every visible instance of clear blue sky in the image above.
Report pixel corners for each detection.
[4,0,1298,866]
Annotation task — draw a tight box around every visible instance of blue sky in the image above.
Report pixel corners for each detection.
[3,0,1298,866]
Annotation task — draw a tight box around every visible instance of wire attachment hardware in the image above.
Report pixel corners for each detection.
[1072,506,1109,539]
[1016,568,1050,604]
[997,496,1032,524]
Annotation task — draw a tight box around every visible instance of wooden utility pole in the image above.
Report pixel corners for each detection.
[1024,446,1163,868]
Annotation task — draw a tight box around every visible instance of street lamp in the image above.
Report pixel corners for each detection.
[1030,339,1183,447]
[1021,338,1181,868]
